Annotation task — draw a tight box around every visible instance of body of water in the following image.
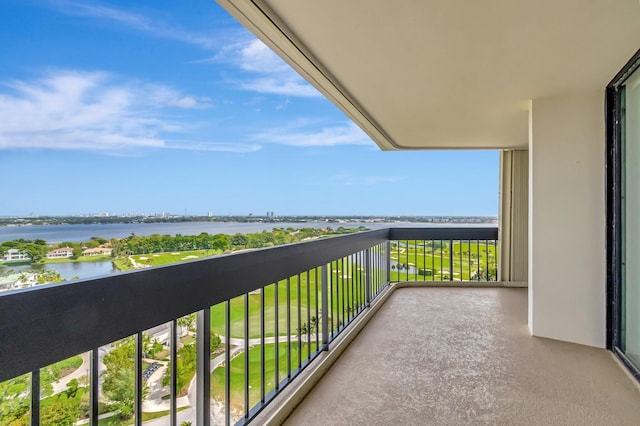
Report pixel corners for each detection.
[0,221,494,282]
[0,261,118,281]
[0,221,396,243]
[0,221,493,244]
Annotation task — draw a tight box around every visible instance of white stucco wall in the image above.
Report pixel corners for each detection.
[529,90,606,348]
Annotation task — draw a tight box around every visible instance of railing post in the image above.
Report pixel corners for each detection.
[91,348,99,426]
[225,301,231,426]
[197,308,211,426]
[386,241,391,284]
[30,369,39,426]
[170,320,178,426]
[449,239,454,281]
[365,248,372,307]
[321,263,329,351]
[135,332,143,426]
[244,294,250,419]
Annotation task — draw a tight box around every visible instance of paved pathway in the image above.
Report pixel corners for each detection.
[51,352,90,395]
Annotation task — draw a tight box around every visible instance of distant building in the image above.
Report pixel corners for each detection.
[82,247,112,256]
[2,249,31,262]
[47,247,74,258]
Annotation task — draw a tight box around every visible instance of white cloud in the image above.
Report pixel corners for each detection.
[239,78,319,98]
[51,1,220,50]
[52,2,318,98]
[252,121,373,147]
[143,85,212,110]
[216,39,321,98]
[164,141,261,153]
[238,39,291,74]
[0,70,245,152]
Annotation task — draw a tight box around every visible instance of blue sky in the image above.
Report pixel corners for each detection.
[0,0,499,217]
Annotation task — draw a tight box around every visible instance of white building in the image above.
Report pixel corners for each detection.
[46,247,74,258]
[82,247,112,256]
[2,248,31,262]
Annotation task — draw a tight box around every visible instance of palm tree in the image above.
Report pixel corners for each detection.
[309,316,318,341]
[176,313,196,337]
[297,323,309,347]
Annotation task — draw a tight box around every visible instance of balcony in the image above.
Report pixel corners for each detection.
[282,287,640,425]
[1,227,638,425]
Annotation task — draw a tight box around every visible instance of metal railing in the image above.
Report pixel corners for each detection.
[388,228,499,282]
[0,227,497,426]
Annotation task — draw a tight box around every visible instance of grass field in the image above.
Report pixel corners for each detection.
[209,272,322,339]
[210,342,318,413]
[389,239,498,281]
[96,406,188,425]
[132,250,222,267]
[209,262,368,339]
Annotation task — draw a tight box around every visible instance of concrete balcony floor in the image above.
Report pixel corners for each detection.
[284,287,640,425]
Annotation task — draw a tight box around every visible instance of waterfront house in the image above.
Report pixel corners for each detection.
[46,247,74,259]
[1,248,30,263]
[82,247,112,256]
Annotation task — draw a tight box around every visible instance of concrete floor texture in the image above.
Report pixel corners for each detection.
[283,287,640,426]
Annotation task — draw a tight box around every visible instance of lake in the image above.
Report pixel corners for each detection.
[0,221,396,243]
[0,260,118,281]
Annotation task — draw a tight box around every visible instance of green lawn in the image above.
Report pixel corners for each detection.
[43,255,113,264]
[97,406,188,425]
[389,240,498,281]
[210,342,318,412]
[131,250,221,267]
[48,355,83,377]
[210,272,323,339]
[209,264,367,339]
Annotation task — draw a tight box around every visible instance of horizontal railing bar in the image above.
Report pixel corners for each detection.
[0,227,495,382]
[388,226,497,241]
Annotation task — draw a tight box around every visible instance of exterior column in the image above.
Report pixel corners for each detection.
[499,149,529,285]
[529,90,606,348]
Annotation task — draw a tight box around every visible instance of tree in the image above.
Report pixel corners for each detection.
[21,244,46,263]
[101,338,147,420]
[211,331,222,353]
[0,374,30,426]
[297,323,309,346]
[40,397,80,426]
[210,234,231,251]
[231,233,247,247]
[36,269,65,285]
[162,343,196,396]
[177,313,196,336]
[309,316,318,335]
[65,379,80,399]
[71,246,83,260]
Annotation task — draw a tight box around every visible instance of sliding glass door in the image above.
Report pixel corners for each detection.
[608,50,640,378]
[622,67,640,366]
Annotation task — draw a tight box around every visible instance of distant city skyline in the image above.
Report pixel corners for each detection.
[0,1,500,217]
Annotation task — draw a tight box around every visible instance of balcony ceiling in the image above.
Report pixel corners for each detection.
[218,0,640,150]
